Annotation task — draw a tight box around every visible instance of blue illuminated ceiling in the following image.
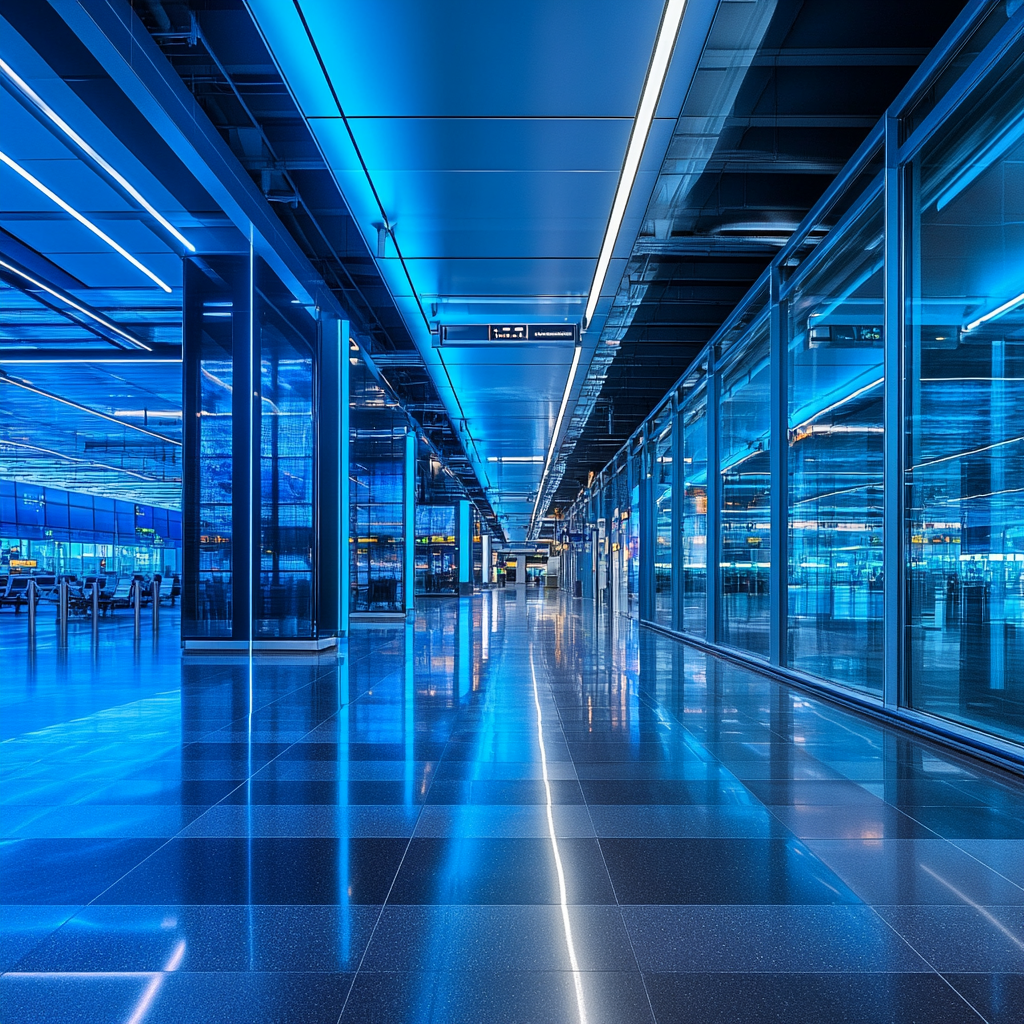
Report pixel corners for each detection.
[246,0,718,541]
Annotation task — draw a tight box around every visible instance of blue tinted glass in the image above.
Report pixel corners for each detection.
[68,505,93,530]
[45,502,69,529]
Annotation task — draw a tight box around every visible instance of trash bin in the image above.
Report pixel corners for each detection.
[573,580,583,598]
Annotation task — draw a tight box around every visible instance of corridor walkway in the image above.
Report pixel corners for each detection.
[1,591,1021,1022]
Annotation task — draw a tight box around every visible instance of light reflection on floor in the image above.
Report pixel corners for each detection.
[0,591,1021,1023]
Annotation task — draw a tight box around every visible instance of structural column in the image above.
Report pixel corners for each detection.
[457,499,473,595]
[405,430,417,613]
[182,252,335,650]
[481,532,492,586]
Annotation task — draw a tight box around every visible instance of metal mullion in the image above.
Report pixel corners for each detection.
[706,354,720,646]
[883,114,903,710]
[897,3,1024,164]
[769,266,787,667]
[671,391,682,633]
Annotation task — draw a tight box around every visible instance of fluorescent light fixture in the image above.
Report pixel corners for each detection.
[487,455,545,463]
[963,290,1024,333]
[0,258,151,350]
[0,150,173,293]
[0,58,195,252]
[582,0,686,331]
[0,373,181,445]
[529,342,584,535]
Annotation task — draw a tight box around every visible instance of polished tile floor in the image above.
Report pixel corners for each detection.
[1,591,1021,1023]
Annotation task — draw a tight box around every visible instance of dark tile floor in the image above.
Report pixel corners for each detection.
[1,591,1021,1023]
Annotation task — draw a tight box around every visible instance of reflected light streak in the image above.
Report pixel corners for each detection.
[921,865,1024,951]
[529,648,587,1024]
[124,939,186,1024]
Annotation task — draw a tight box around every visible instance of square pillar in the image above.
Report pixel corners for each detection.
[457,499,473,595]
[182,253,334,650]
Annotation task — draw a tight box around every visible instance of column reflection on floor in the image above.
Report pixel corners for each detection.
[0,593,1021,1023]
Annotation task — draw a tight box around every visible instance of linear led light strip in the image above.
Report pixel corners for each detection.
[529,0,686,538]
[0,150,173,293]
[0,58,195,253]
[0,258,151,350]
[0,373,181,446]
[530,342,583,535]
[963,290,1024,333]
[582,0,687,331]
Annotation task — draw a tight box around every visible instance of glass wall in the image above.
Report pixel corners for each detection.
[255,262,315,639]
[415,505,457,594]
[182,255,318,641]
[183,257,239,638]
[628,439,641,617]
[718,318,771,656]
[904,32,1024,741]
[680,382,708,636]
[786,192,885,693]
[652,408,673,628]
[559,7,1024,758]
[350,357,408,613]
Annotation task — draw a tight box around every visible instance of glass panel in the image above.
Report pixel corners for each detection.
[185,262,234,637]
[350,358,407,613]
[681,385,708,636]
[787,192,885,694]
[719,318,771,656]
[415,505,457,594]
[905,37,1024,742]
[653,417,674,628]
[628,447,641,617]
[255,262,315,638]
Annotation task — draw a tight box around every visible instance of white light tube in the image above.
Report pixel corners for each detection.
[963,290,1024,333]
[0,258,151,350]
[583,0,687,330]
[487,455,545,463]
[0,58,195,252]
[529,342,583,534]
[0,150,173,293]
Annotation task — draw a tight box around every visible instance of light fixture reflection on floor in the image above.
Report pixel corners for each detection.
[529,647,587,1024]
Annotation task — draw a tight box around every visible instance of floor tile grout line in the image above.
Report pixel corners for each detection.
[862,901,993,1022]
[3,659,379,976]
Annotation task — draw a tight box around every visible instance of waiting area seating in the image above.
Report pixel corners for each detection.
[0,573,181,614]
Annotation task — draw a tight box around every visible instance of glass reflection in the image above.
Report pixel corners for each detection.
[786,192,884,693]
[718,319,771,656]
[681,383,708,637]
[652,411,673,628]
[905,36,1024,740]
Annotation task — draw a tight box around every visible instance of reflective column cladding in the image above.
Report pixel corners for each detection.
[904,30,1024,742]
[349,355,410,617]
[182,255,324,648]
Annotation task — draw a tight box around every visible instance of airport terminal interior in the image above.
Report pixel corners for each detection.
[0,1,1022,1021]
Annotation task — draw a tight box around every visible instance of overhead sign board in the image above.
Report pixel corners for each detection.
[436,323,579,345]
